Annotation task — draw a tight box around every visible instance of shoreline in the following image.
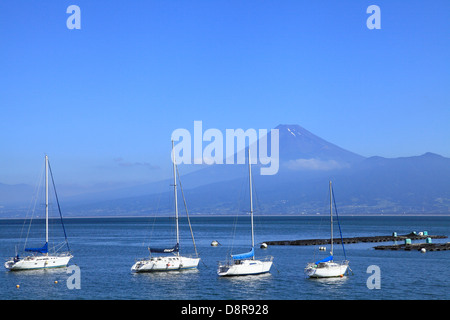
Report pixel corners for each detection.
[1,213,450,220]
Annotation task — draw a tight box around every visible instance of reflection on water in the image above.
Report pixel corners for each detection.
[306,275,349,286]
[131,268,200,280]
[219,272,272,284]
[218,273,273,299]
[130,268,202,300]
[3,266,73,300]
[6,267,69,277]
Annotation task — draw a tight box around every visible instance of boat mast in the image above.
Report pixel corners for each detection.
[248,148,255,256]
[172,140,180,256]
[329,180,333,257]
[45,155,49,253]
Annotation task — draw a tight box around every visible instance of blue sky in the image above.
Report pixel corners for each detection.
[0,1,449,190]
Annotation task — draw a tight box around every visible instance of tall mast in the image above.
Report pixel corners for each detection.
[248,148,255,254]
[329,180,333,256]
[45,155,49,251]
[171,140,179,255]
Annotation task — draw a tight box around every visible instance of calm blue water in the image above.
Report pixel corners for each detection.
[1,216,449,300]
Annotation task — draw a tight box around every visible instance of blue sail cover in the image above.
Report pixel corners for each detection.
[232,248,254,260]
[149,243,179,254]
[315,255,333,264]
[25,242,48,254]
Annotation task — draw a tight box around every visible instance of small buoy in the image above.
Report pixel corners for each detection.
[211,240,219,247]
[260,243,268,249]
[16,285,20,289]
[54,281,58,284]
[420,248,426,253]
[340,274,344,277]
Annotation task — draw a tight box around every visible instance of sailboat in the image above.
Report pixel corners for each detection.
[217,149,273,277]
[5,155,73,271]
[131,141,200,272]
[305,181,349,278]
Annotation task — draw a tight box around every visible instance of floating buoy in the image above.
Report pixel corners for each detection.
[211,240,219,247]
[420,248,426,253]
[260,242,268,249]
[54,281,58,284]
[340,274,344,277]
[16,285,20,289]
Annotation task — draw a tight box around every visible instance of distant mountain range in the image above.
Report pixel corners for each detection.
[1,124,450,217]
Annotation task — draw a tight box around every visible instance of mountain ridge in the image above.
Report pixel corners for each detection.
[275,124,365,164]
[1,124,449,217]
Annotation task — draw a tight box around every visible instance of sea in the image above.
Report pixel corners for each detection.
[1,215,449,301]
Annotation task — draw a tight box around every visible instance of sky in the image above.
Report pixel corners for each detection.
[0,0,449,191]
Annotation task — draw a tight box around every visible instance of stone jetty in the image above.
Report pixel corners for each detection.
[374,242,450,251]
[264,232,447,246]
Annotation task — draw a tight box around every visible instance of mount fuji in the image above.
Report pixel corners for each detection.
[1,124,449,217]
[64,125,450,216]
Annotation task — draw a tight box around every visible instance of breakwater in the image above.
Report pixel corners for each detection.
[264,232,447,246]
[374,242,450,251]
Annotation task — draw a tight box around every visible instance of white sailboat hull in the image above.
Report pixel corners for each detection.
[218,150,274,277]
[5,156,73,272]
[304,182,350,279]
[218,258,273,277]
[131,255,200,273]
[305,261,348,278]
[131,142,200,274]
[5,254,72,271]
